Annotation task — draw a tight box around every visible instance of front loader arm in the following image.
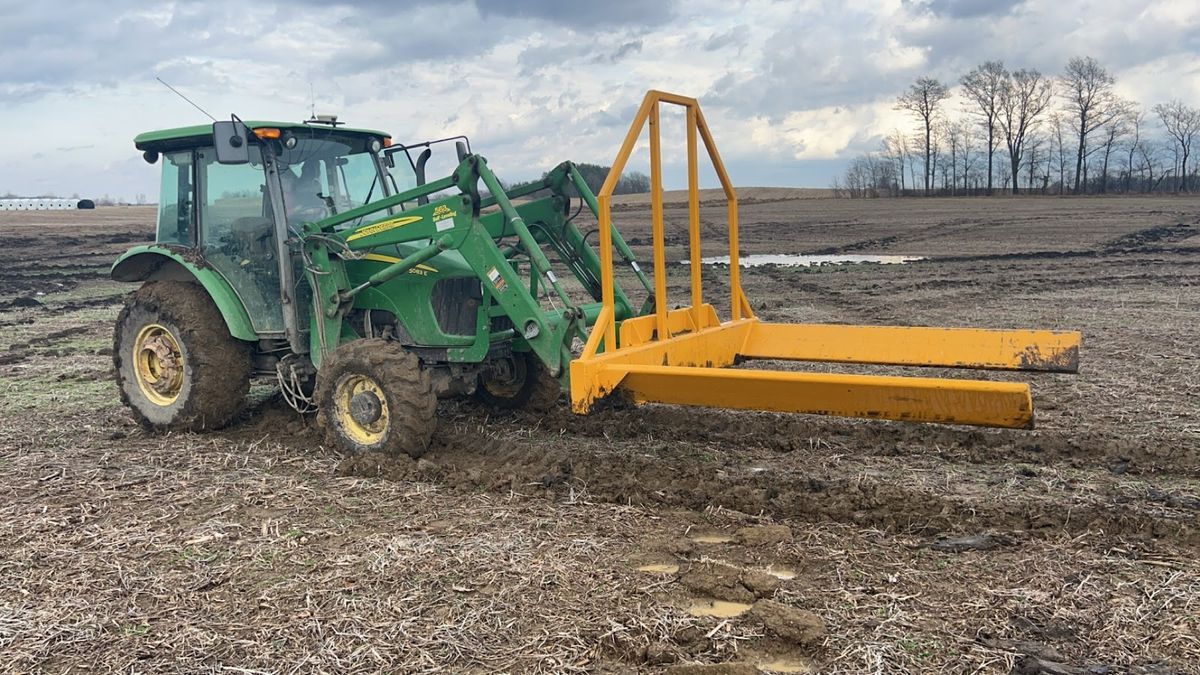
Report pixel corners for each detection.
[296,155,650,379]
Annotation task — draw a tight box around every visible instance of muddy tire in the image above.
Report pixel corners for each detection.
[315,339,437,458]
[114,281,252,431]
[475,351,562,412]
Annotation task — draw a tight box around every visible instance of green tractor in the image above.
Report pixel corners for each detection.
[113,115,648,457]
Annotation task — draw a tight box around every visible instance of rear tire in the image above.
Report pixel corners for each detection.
[315,339,437,458]
[113,281,252,431]
[475,351,562,412]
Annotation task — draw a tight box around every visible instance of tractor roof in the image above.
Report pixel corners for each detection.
[134,121,390,152]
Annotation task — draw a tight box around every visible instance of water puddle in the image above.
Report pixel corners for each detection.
[693,254,925,267]
[687,598,752,618]
[758,657,815,673]
[635,563,680,575]
[690,534,735,544]
[762,565,796,580]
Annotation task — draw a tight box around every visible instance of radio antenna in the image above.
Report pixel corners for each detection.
[156,76,216,122]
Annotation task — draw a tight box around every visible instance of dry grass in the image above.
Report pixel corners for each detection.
[0,418,691,673]
[1,197,1199,673]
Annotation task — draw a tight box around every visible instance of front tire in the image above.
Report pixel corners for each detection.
[475,350,562,412]
[113,281,252,431]
[315,339,437,457]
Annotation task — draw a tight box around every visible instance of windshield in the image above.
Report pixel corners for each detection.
[275,132,385,227]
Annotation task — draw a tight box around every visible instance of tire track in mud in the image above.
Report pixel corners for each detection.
[306,400,1200,547]
[802,219,990,256]
[1102,221,1198,251]
[878,266,1200,301]
[333,425,1199,547]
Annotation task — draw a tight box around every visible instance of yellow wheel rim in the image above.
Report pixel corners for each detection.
[133,323,184,406]
[334,374,390,446]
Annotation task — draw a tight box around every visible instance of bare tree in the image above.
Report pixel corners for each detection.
[1050,112,1070,194]
[896,77,951,193]
[946,120,970,195]
[1124,109,1145,192]
[960,61,1007,195]
[960,124,977,193]
[929,121,944,192]
[998,68,1053,195]
[839,152,899,198]
[1042,132,1055,193]
[884,130,909,192]
[1138,140,1162,191]
[906,136,921,192]
[1060,56,1122,194]
[1153,99,1200,192]
[1097,100,1136,193]
[1026,131,1042,191]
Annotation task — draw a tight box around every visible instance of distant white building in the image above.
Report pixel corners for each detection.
[0,198,93,210]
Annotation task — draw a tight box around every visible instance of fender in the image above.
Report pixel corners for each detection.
[111,245,258,342]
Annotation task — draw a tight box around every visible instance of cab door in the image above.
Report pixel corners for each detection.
[195,146,286,336]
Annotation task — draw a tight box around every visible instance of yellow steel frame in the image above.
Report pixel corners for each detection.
[569,91,1081,429]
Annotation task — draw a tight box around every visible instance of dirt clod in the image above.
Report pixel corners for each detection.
[750,600,827,649]
[681,563,755,603]
[736,524,793,546]
[416,457,442,479]
[929,533,999,552]
[666,663,759,675]
[980,637,1067,662]
[646,641,679,665]
[740,569,782,596]
[1014,655,1115,675]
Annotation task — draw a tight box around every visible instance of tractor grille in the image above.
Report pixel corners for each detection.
[431,278,481,336]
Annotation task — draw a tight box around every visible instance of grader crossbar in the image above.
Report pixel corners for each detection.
[112,90,1079,457]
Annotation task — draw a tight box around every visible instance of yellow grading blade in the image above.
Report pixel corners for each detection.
[571,91,1080,430]
[618,365,1035,429]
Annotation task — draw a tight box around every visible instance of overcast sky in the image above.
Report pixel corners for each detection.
[1,0,1197,200]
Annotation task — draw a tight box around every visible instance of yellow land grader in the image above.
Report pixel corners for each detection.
[113,91,1079,456]
[569,92,1079,429]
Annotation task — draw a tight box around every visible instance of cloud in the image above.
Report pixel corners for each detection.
[703,25,749,53]
[475,0,678,26]
[926,0,1025,19]
[604,40,644,63]
[0,0,1197,199]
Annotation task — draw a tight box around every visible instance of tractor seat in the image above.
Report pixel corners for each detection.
[230,217,274,257]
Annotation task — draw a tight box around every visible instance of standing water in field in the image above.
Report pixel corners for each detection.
[691,254,926,267]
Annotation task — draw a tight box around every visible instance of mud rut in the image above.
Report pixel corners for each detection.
[1,201,1198,673]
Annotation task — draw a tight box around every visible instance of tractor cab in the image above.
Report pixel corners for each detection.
[124,120,396,344]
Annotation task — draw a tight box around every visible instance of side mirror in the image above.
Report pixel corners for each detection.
[455,140,468,162]
[213,116,250,165]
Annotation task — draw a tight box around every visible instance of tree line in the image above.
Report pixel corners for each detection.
[834,56,1200,198]
[506,163,651,197]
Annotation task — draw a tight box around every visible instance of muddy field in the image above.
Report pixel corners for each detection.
[0,195,1197,674]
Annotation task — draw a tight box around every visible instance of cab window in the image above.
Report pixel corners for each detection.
[156,151,194,245]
